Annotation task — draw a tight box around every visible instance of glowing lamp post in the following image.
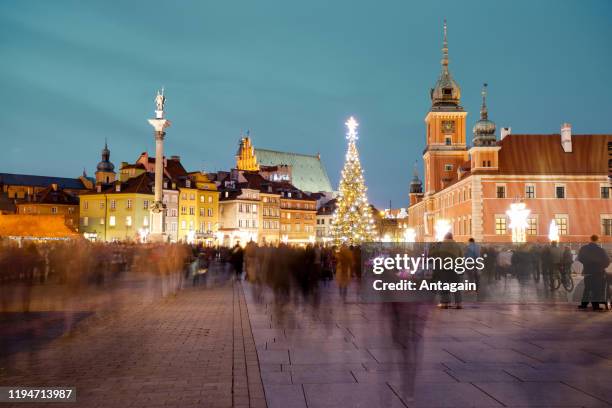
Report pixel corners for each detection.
[434,219,451,242]
[548,219,560,242]
[506,202,530,243]
[403,228,416,243]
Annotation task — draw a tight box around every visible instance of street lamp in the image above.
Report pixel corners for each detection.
[548,219,559,242]
[506,202,530,243]
[434,219,451,242]
[403,228,416,243]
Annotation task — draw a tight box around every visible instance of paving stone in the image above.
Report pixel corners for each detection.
[474,382,608,407]
[303,383,406,408]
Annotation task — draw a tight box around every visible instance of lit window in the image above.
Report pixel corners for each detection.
[181,220,186,229]
[208,196,213,203]
[83,217,89,226]
[527,217,537,235]
[525,185,535,199]
[143,200,149,210]
[252,204,257,213]
[126,216,132,226]
[143,216,149,226]
[109,216,116,226]
[555,215,568,235]
[495,216,507,235]
[190,193,195,200]
[200,195,204,203]
[84,201,89,210]
[208,208,213,217]
[110,200,116,210]
[127,199,132,209]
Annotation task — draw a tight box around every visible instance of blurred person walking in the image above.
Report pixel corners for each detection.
[230,243,244,280]
[336,244,353,302]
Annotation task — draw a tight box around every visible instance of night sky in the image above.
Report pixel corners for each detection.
[1,0,611,208]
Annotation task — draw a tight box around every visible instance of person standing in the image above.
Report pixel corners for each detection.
[465,238,481,289]
[431,232,463,309]
[577,235,610,311]
[335,244,353,302]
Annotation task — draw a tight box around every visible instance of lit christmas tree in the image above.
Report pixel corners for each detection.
[331,116,376,245]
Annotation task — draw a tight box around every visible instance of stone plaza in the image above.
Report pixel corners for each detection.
[1,266,611,408]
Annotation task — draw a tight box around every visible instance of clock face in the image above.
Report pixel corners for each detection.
[442,120,455,133]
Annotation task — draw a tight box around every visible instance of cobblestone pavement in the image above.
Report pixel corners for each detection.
[0,271,266,408]
[244,281,612,408]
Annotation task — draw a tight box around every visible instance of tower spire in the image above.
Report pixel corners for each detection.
[480,83,488,120]
[441,19,449,71]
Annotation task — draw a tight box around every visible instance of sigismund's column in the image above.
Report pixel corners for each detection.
[148,88,171,242]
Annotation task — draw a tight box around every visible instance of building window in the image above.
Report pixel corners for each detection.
[109,216,116,226]
[181,206,186,214]
[445,136,452,146]
[189,193,195,200]
[525,184,536,199]
[189,206,195,215]
[208,208,213,217]
[496,185,506,199]
[208,196,213,203]
[126,216,132,227]
[200,195,205,203]
[602,217,612,236]
[83,217,89,226]
[186,180,191,188]
[200,208,205,217]
[444,164,453,171]
[143,216,149,226]
[51,207,58,214]
[100,218,105,225]
[207,222,212,232]
[555,185,565,199]
[110,200,116,210]
[189,221,194,231]
[143,200,149,210]
[181,220,186,229]
[601,186,610,199]
[84,201,89,210]
[555,215,568,235]
[127,199,132,209]
[252,204,257,213]
[527,217,537,235]
[495,216,507,235]
[100,201,105,209]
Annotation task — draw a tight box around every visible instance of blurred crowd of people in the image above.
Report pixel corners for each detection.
[1,234,610,314]
[0,240,194,313]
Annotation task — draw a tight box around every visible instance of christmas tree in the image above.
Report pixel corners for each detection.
[331,116,376,245]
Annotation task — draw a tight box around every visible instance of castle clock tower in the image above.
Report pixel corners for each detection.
[423,21,469,194]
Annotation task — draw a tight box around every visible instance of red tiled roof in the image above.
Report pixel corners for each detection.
[498,134,609,175]
[102,173,154,195]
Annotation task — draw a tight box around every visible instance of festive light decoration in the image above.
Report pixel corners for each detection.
[331,116,376,245]
[434,219,451,242]
[404,228,417,243]
[506,202,530,243]
[548,219,560,242]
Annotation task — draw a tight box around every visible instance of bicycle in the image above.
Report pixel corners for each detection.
[550,264,574,292]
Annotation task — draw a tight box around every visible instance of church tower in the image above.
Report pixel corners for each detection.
[423,21,469,194]
[95,140,116,185]
[235,132,259,171]
[469,83,500,172]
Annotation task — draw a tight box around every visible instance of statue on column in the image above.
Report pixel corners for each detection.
[155,87,166,112]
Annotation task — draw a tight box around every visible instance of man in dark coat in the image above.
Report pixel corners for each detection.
[431,232,464,309]
[578,235,610,311]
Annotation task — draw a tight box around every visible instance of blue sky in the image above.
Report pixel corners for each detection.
[1,0,610,207]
